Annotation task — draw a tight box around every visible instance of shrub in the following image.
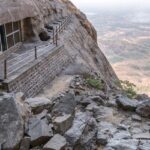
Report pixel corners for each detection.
[120,80,137,99]
[85,77,104,90]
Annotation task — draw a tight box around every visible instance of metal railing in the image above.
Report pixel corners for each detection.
[0,15,72,80]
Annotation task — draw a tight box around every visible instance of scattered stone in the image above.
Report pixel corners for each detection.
[117,124,129,131]
[46,113,52,123]
[27,117,52,147]
[65,111,90,146]
[107,99,117,107]
[136,94,150,101]
[132,114,142,122]
[52,93,76,117]
[43,134,67,150]
[89,96,105,105]
[130,127,143,135]
[36,110,48,120]
[19,137,31,150]
[97,133,109,146]
[53,114,74,134]
[105,139,138,150]
[77,118,98,150]
[97,121,117,146]
[86,103,99,111]
[25,97,52,114]
[0,93,24,149]
[78,96,92,107]
[132,132,150,139]
[116,96,139,111]
[113,131,132,140]
[93,106,114,122]
[136,100,150,118]
[139,140,150,150]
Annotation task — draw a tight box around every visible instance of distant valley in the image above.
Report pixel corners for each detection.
[86,10,150,95]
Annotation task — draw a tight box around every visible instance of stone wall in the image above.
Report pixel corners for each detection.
[4,45,71,97]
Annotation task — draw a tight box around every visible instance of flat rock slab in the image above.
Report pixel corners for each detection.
[132,114,142,122]
[116,96,139,111]
[43,134,67,150]
[53,114,74,134]
[0,93,24,149]
[132,133,150,139]
[27,117,52,147]
[25,97,52,114]
[105,139,139,150]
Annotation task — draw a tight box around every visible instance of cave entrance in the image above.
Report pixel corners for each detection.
[22,18,35,41]
[0,25,7,52]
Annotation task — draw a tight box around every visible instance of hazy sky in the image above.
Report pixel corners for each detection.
[71,0,150,11]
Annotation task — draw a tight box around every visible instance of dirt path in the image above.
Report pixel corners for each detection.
[38,75,74,98]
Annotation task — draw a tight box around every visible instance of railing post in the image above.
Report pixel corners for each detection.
[56,27,58,47]
[35,46,37,60]
[53,28,55,44]
[4,59,7,79]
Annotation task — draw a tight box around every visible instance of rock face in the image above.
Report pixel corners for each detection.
[136,100,150,118]
[0,93,24,150]
[1,0,118,88]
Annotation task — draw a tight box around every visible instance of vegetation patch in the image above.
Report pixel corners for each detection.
[85,76,104,90]
[120,80,137,99]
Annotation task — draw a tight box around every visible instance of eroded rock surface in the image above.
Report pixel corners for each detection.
[0,93,24,150]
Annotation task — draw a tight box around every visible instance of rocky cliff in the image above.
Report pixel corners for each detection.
[1,1,150,150]
[0,0,118,88]
[30,0,118,88]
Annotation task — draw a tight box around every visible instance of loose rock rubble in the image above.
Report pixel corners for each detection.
[0,76,150,150]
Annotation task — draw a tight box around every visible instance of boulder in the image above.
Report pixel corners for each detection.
[53,114,74,134]
[39,30,50,41]
[27,117,52,147]
[97,121,117,146]
[116,96,139,111]
[86,103,99,111]
[75,118,98,150]
[65,112,90,146]
[25,97,52,114]
[0,93,24,149]
[93,106,114,122]
[105,139,139,150]
[97,133,109,146]
[131,114,142,122]
[43,134,67,150]
[136,100,150,118]
[52,93,76,117]
[89,96,105,105]
[19,137,31,150]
